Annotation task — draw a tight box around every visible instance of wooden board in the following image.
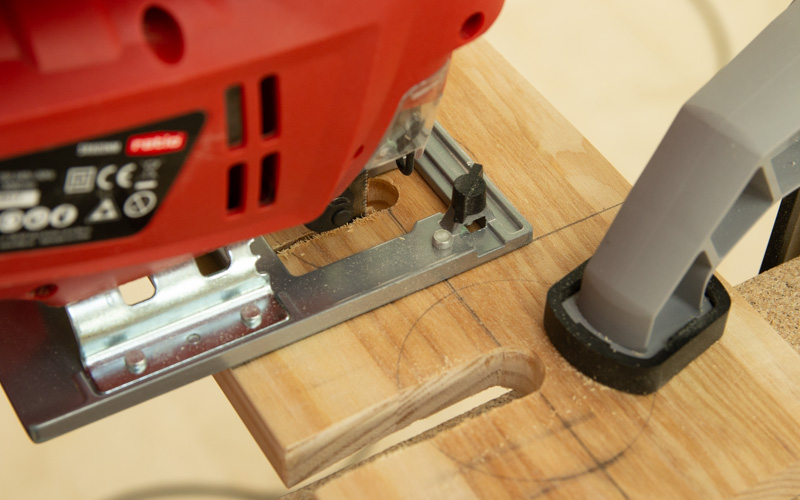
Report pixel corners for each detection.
[215,41,800,498]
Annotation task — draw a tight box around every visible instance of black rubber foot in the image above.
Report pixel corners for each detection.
[543,261,731,395]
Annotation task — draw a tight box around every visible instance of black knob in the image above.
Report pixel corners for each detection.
[305,190,355,232]
[451,163,486,224]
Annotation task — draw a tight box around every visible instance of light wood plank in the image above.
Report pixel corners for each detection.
[217,40,800,497]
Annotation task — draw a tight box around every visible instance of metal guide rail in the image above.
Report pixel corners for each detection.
[0,124,532,441]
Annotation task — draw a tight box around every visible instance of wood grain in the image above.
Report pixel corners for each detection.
[216,40,800,498]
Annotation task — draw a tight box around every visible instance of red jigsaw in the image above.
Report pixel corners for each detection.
[0,0,503,306]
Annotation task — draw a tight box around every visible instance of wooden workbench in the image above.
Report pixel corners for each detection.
[215,40,800,498]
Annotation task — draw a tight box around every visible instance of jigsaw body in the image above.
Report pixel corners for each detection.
[0,0,531,440]
[0,0,502,306]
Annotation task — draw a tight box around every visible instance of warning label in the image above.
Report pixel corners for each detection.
[0,112,204,253]
[86,198,120,223]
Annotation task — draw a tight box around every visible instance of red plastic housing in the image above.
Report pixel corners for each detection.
[0,0,503,305]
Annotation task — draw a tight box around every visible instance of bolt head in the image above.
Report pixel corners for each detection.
[332,209,353,227]
[240,304,262,329]
[124,349,147,375]
[432,228,454,249]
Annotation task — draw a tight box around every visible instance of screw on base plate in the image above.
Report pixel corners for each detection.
[240,304,262,329]
[432,229,454,249]
[124,349,147,375]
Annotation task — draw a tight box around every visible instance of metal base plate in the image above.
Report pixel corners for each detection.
[0,124,532,441]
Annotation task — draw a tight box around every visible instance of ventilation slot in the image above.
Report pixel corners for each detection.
[260,154,277,206]
[260,76,278,137]
[225,84,244,148]
[227,163,245,212]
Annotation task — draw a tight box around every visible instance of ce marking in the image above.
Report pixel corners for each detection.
[97,163,137,190]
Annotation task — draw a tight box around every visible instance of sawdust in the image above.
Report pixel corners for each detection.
[274,211,386,256]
